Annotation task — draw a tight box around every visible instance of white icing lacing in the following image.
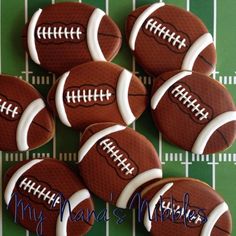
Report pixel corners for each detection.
[171,85,209,121]
[66,89,112,103]
[145,18,187,50]
[19,177,60,207]
[160,201,202,224]
[100,138,135,175]
[37,26,82,40]
[0,98,19,118]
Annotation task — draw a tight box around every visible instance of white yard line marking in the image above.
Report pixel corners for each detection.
[106,202,109,236]
[133,0,136,10]
[212,0,217,189]
[52,59,56,158]
[131,1,137,235]
[181,151,192,177]
[25,0,29,164]
[218,153,236,164]
[185,0,190,178]
[186,0,190,11]
[25,1,29,235]
[132,209,136,236]
[207,154,219,190]
[213,0,217,50]
[159,133,164,164]
[164,153,183,162]
[212,0,217,80]
[106,0,109,15]
[105,1,110,235]
[59,153,78,162]
[185,151,189,177]
[218,73,236,85]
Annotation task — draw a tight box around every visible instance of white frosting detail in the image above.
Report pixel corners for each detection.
[27,9,42,65]
[19,177,61,207]
[145,18,187,50]
[192,111,236,154]
[37,26,83,40]
[200,202,229,236]
[0,99,19,118]
[16,98,45,151]
[66,89,112,103]
[87,8,106,61]
[181,33,214,71]
[151,71,192,110]
[129,2,165,50]
[4,159,43,205]
[144,182,173,232]
[55,71,71,127]
[100,138,136,175]
[56,189,90,236]
[78,125,126,163]
[116,168,163,209]
[171,84,209,121]
[117,69,136,125]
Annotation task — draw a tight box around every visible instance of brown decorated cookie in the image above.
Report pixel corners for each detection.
[23,2,122,74]
[140,178,232,236]
[47,61,147,131]
[126,3,216,77]
[4,158,94,236]
[77,122,162,209]
[151,70,236,154]
[0,74,54,152]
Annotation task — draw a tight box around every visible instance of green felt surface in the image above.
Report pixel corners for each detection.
[0,0,235,235]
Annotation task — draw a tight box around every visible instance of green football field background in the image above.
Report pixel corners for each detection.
[0,0,235,235]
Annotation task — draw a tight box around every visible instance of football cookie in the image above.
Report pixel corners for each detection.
[23,2,122,74]
[0,74,54,152]
[151,70,236,154]
[4,158,94,236]
[126,3,216,76]
[77,122,162,209]
[140,178,232,236]
[47,62,147,130]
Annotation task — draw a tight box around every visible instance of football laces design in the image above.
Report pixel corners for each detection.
[171,84,209,121]
[36,23,85,43]
[145,18,187,50]
[66,89,112,103]
[0,96,21,120]
[64,85,116,108]
[99,138,137,176]
[19,177,61,208]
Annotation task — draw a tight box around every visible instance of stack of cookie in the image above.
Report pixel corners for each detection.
[1,2,235,236]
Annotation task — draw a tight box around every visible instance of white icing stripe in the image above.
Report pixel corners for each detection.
[116,168,163,209]
[16,98,45,151]
[117,69,136,125]
[78,124,126,163]
[151,71,192,110]
[129,2,165,50]
[27,9,42,65]
[56,189,90,236]
[192,111,236,154]
[87,8,106,61]
[181,33,214,71]
[4,159,43,205]
[55,71,71,127]
[144,182,173,232]
[200,202,229,236]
